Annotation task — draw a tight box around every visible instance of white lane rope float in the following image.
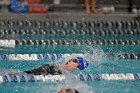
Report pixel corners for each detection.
[0,40,15,48]
[0,53,139,60]
[0,39,140,48]
[0,73,139,83]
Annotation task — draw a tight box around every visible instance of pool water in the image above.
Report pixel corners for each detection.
[0,20,140,93]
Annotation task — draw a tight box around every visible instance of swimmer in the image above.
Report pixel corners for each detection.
[58,88,79,93]
[23,57,88,75]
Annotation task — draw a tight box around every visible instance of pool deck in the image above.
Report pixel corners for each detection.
[0,11,139,21]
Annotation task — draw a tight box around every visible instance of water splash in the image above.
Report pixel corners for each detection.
[63,46,106,65]
[0,68,22,76]
[83,46,106,65]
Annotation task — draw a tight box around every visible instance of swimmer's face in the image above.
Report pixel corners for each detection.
[58,89,66,93]
[65,59,79,71]
[58,88,77,93]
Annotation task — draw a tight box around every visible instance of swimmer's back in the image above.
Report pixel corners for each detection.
[24,64,62,75]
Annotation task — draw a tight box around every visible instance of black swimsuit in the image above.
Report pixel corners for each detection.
[24,64,62,75]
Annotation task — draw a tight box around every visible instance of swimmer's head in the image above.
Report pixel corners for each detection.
[76,57,88,70]
[58,88,79,93]
[65,57,88,71]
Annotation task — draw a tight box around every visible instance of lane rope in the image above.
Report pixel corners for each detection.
[0,39,140,48]
[0,20,139,29]
[0,53,140,60]
[0,29,140,35]
[0,73,139,83]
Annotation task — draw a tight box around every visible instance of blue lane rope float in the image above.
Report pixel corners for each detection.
[0,53,140,60]
[0,40,140,48]
[0,73,139,83]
